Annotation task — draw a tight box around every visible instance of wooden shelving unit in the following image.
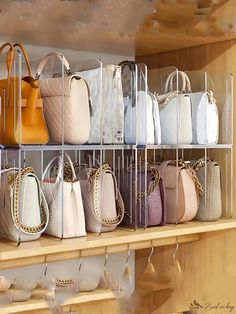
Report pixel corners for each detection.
[0,219,235,270]
[1,290,115,314]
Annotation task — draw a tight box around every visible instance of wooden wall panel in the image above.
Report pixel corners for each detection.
[135,39,236,314]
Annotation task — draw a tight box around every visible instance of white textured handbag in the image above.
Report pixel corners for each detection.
[157,71,193,145]
[124,91,155,145]
[169,71,219,144]
[193,158,222,221]
[42,154,86,238]
[120,61,161,145]
[36,52,91,144]
[81,65,124,144]
[0,167,49,242]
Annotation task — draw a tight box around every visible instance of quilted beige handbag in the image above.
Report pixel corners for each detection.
[64,164,125,233]
[36,52,91,144]
[0,167,49,242]
[155,160,203,223]
[193,158,222,221]
[42,154,86,238]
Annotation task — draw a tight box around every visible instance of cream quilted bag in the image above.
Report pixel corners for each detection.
[36,52,91,144]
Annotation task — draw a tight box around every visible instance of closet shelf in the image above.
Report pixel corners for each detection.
[0,219,235,270]
[1,143,232,151]
[1,289,115,314]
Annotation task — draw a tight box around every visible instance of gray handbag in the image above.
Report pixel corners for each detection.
[193,158,222,221]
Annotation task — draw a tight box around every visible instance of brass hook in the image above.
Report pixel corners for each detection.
[78,250,83,273]
[125,244,131,267]
[173,237,179,261]
[148,240,155,264]
[104,247,108,271]
[44,255,48,278]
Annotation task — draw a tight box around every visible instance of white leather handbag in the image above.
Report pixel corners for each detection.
[120,61,161,145]
[36,52,91,144]
[193,158,222,221]
[42,154,86,238]
[124,91,155,145]
[157,71,193,145]
[81,65,124,144]
[169,71,219,144]
[0,167,49,242]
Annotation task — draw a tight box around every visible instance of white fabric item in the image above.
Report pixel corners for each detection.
[158,94,193,145]
[81,65,124,144]
[42,154,86,238]
[157,70,193,145]
[0,168,49,242]
[148,91,161,145]
[37,52,91,144]
[189,91,219,144]
[124,91,155,145]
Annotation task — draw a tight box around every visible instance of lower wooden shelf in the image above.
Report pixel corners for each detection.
[0,219,235,270]
[1,289,115,314]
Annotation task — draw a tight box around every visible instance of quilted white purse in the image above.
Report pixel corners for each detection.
[36,52,91,144]
[42,154,86,238]
[0,167,49,242]
[193,158,222,221]
[157,70,193,145]
[169,71,219,144]
[81,65,124,144]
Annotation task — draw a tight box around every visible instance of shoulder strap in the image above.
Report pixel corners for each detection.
[13,43,31,77]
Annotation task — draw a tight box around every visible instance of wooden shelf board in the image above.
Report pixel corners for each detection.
[0,219,235,269]
[1,289,115,314]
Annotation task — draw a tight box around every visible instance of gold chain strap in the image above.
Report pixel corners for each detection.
[90,164,123,225]
[192,157,214,172]
[156,91,180,110]
[55,277,74,287]
[170,159,204,199]
[8,167,48,234]
[137,168,160,203]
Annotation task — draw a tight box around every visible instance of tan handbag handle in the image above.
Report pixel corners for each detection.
[13,43,32,77]
[0,42,32,107]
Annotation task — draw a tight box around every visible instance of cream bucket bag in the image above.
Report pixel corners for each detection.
[193,158,222,221]
[42,154,86,238]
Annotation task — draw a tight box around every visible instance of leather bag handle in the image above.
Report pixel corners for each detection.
[36,52,71,79]
[13,43,32,77]
[169,71,192,93]
[164,70,191,93]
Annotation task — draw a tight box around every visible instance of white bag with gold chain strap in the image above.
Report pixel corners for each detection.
[0,167,49,242]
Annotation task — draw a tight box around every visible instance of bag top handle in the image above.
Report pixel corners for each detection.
[42,153,76,183]
[35,52,71,80]
[164,70,191,93]
[13,43,32,77]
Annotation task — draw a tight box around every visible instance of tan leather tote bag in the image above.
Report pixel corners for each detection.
[155,160,203,223]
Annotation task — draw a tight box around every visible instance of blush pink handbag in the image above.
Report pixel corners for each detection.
[155,160,203,224]
[120,165,166,228]
[78,164,124,233]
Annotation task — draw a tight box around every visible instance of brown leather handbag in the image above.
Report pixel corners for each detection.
[0,43,49,145]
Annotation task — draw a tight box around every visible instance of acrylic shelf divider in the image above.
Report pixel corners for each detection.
[0,220,236,270]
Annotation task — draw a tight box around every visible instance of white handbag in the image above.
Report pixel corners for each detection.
[120,61,161,145]
[124,91,155,145]
[0,167,49,242]
[36,52,91,144]
[157,71,193,145]
[42,154,86,238]
[81,65,124,144]
[168,71,219,144]
[193,158,222,221]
